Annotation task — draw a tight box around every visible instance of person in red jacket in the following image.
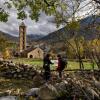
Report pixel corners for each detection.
[56,54,66,78]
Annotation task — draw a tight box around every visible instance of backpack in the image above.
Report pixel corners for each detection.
[61,59,67,70]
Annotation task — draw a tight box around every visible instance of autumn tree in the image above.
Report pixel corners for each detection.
[0,35,7,52]
[0,35,13,59]
[3,48,11,59]
[0,0,98,24]
[87,39,100,69]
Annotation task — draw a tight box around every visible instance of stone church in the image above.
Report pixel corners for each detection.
[19,22,44,59]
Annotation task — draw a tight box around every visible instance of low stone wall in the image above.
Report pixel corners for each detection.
[0,60,37,79]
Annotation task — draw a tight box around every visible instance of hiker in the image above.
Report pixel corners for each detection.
[43,54,53,81]
[56,54,67,78]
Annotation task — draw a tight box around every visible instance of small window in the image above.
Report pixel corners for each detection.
[38,50,40,53]
[30,55,33,58]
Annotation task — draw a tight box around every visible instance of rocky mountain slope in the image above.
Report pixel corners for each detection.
[39,15,100,43]
[0,31,44,43]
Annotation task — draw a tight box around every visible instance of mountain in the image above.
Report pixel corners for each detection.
[27,34,45,41]
[39,15,100,43]
[0,31,45,43]
[0,31,18,42]
[0,15,99,44]
[80,15,100,26]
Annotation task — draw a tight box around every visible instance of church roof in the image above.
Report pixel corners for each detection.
[22,46,43,54]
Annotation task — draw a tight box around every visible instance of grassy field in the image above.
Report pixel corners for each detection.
[11,58,98,70]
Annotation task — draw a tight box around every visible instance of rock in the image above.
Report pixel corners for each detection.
[23,73,28,77]
[16,69,20,73]
[55,80,68,96]
[28,71,36,77]
[0,92,8,97]
[0,58,3,64]
[33,74,45,87]
[84,86,100,99]
[38,83,59,100]
[0,60,39,79]
[25,88,39,97]
[56,80,68,88]
[0,96,18,100]
[92,76,100,90]
[13,74,17,78]
[17,74,22,78]
[25,88,40,100]
[8,63,15,67]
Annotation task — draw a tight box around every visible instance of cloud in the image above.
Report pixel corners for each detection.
[0,10,58,36]
[0,0,96,37]
[0,0,58,37]
[75,0,95,18]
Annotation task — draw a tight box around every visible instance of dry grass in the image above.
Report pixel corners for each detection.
[0,77,33,96]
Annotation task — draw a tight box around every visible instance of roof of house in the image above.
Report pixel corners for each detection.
[22,46,43,54]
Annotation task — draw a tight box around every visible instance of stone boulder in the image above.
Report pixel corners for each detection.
[33,74,45,87]
[0,96,18,100]
[38,83,59,100]
[25,88,39,97]
[55,80,68,97]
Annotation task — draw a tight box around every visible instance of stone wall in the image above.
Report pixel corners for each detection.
[0,60,37,79]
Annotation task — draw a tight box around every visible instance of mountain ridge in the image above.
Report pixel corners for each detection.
[38,15,100,43]
[0,31,45,42]
[0,15,99,44]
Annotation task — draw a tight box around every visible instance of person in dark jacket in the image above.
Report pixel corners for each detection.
[56,54,66,78]
[43,54,53,81]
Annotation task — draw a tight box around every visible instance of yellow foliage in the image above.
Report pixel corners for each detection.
[87,39,100,53]
[68,20,80,30]
[3,48,11,59]
[68,36,85,58]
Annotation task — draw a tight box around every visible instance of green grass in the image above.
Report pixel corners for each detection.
[67,61,98,70]
[12,58,43,65]
[11,58,98,70]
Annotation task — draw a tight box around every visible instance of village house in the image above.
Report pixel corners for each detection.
[21,47,44,59]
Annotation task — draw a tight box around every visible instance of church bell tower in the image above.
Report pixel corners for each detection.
[19,22,26,52]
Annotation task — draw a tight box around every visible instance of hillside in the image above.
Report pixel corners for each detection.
[0,31,18,43]
[27,34,45,42]
[0,31,44,43]
[39,15,100,43]
[0,15,99,45]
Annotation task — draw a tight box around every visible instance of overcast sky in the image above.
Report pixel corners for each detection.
[0,11,60,36]
[0,0,96,37]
